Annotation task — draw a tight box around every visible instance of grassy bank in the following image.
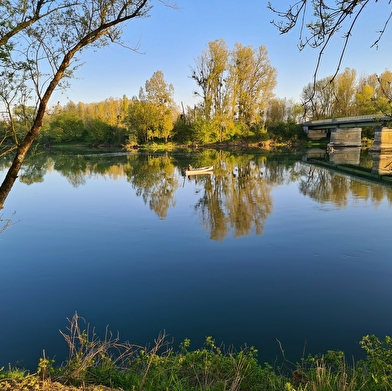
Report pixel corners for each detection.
[1,314,392,391]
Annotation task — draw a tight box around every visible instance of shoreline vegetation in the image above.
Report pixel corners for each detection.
[36,137,324,155]
[1,314,392,391]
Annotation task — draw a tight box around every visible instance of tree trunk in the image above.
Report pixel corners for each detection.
[0,124,41,209]
[0,0,151,209]
[0,40,74,209]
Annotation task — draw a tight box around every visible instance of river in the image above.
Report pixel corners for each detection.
[1,148,392,370]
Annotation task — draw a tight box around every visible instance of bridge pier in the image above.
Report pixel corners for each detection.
[369,150,392,175]
[328,127,362,147]
[369,127,392,152]
[307,129,328,140]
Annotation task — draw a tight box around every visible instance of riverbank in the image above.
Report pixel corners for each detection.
[1,315,392,391]
[36,136,317,155]
[1,341,391,391]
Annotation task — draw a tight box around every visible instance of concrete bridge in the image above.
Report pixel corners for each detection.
[302,114,392,151]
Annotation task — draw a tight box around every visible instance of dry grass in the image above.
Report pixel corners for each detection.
[0,378,119,390]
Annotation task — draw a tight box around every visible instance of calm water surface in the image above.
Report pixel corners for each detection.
[1,149,392,370]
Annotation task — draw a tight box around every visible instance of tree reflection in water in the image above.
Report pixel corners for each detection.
[2,150,392,238]
[0,211,16,234]
[124,153,180,219]
[194,155,273,240]
[299,167,349,207]
[298,165,392,208]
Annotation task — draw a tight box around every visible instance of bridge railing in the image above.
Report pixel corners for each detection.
[303,114,389,125]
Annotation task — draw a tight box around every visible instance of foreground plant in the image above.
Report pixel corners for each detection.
[358,334,392,390]
[3,314,392,391]
[49,313,287,390]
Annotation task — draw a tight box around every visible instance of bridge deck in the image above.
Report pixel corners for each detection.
[303,114,391,130]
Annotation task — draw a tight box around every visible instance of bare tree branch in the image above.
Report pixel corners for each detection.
[268,0,388,84]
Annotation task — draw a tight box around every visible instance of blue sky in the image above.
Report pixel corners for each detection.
[53,0,392,109]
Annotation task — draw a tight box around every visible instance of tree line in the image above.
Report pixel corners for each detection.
[2,37,392,152]
[29,65,391,148]
[301,68,392,120]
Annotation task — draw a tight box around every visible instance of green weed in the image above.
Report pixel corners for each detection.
[4,314,392,391]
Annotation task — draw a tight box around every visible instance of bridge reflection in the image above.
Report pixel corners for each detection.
[369,151,392,175]
[328,147,361,165]
[306,148,392,178]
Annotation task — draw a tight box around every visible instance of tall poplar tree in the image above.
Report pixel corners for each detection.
[144,70,177,142]
[191,39,229,120]
[355,84,376,115]
[191,39,277,135]
[228,43,277,125]
[331,68,357,117]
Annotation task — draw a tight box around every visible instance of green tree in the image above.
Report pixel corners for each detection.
[0,0,167,209]
[355,84,376,115]
[191,114,215,144]
[332,68,357,117]
[47,111,85,142]
[143,70,177,142]
[172,104,198,144]
[191,39,229,121]
[127,98,161,144]
[228,43,277,126]
[145,70,174,106]
[84,118,126,146]
[265,98,304,140]
[41,98,128,145]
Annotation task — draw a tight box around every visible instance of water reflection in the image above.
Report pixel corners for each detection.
[193,158,272,240]
[124,154,180,219]
[0,212,15,234]
[299,166,352,206]
[370,151,392,175]
[307,147,390,176]
[1,150,392,238]
[328,147,361,165]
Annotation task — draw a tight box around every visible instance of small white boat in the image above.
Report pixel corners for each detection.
[184,165,213,176]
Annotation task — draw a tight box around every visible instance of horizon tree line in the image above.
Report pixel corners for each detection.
[1,53,391,149]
